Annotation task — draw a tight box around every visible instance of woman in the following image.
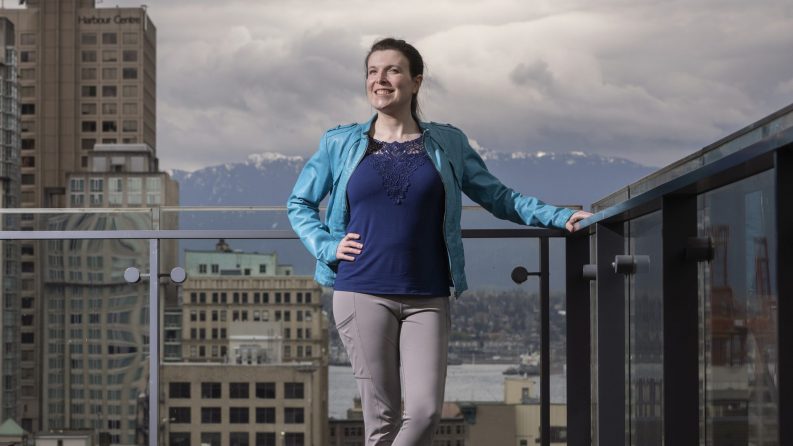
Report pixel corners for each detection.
[288,38,591,445]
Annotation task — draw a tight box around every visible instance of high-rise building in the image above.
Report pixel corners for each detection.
[0,0,161,436]
[0,16,20,424]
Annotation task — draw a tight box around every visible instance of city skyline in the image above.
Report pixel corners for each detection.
[16,0,791,171]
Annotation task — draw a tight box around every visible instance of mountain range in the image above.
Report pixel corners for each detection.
[170,148,653,209]
[169,147,654,290]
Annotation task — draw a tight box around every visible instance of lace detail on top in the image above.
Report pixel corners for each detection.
[366,136,429,205]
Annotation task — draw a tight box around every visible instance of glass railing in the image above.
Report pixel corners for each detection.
[0,206,569,446]
[592,103,793,211]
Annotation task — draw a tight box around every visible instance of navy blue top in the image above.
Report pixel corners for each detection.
[334,136,450,296]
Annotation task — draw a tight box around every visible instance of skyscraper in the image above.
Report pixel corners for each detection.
[0,16,20,424]
[0,0,161,436]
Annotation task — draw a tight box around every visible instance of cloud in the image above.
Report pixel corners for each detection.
[510,59,555,92]
[101,0,793,170]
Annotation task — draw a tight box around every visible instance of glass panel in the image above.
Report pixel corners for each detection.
[699,170,778,445]
[164,238,324,446]
[627,211,663,445]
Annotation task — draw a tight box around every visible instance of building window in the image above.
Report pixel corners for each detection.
[201,407,221,423]
[102,103,117,115]
[123,102,138,115]
[102,32,117,45]
[81,33,97,45]
[256,382,276,399]
[21,139,35,150]
[123,120,138,132]
[21,104,35,115]
[259,264,267,273]
[255,433,275,446]
[102,50,117,62]
[284,408,304,424]
[122,85,138,97]
[198,264,207,274]
[168,407,190,424]
[229,383,249,399]
[81,51,97,63]
[20,33,35,45]
[201,382,221,399]
[102,68,117,80]
[123,33,138,45]
[81,86,97,98]
[102,86,117,98]
[22,156,35,167]
[284,433,304,446]
[146,177,161,190]
[229,407,249,424]
[89,178,103,192]
[284,383,304,399]
[255,407,275,424]
[168,382,190,399]
[21,85,35,97]
[81,139,96,151]
[81,103,97,115]
[80,69,96,81]
[123,67,138,80]
[21,174,35,185]
[230,432,249,446]
[168,433,190,445]
[102,121,117,132]
[19,68,35,79]
[20,51,35,63]
[81,121,97,132]
[200,433,220,446]
[69,178,84,192]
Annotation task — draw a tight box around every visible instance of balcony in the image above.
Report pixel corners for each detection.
[0,103,791,445]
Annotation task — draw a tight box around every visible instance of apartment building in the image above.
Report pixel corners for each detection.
[162,241,329,445]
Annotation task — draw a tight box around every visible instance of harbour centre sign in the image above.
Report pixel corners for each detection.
[78,15,141,25]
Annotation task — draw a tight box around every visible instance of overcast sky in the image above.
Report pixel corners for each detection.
[96,0,793,171]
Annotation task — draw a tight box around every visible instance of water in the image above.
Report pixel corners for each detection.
[329,364,567,419]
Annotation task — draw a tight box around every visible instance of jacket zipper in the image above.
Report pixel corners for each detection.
[341,136,370,221]
[424,130,455,290]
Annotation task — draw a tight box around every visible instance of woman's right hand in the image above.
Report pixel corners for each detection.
[336,233,363,261]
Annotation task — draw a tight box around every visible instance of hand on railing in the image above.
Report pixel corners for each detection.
[566,210,593,233]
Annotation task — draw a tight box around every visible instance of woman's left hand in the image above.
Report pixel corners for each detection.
[565,210,593,233]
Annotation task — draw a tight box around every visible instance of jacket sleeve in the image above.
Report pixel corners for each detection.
[459,135,575,229]
[287,134,341,265]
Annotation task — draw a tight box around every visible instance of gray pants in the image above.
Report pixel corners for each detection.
[333,291,450,446]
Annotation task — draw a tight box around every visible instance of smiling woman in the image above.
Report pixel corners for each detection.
[287,37,591,446]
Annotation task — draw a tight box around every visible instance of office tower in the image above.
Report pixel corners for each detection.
[0,17,20,423]
[0,0,161,436]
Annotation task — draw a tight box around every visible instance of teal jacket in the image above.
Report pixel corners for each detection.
[287,116,575,296]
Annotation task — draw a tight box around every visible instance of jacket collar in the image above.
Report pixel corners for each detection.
[358,114,434,139]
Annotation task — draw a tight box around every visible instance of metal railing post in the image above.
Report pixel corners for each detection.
[539,237,550,446]
[149,238,160,446]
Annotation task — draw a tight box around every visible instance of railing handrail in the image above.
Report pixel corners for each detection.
[577,123,793,230]
[0,227,566,240]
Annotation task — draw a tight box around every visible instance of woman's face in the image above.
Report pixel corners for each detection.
[366,49,422,115]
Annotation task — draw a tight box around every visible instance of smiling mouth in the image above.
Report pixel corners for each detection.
[374,89,394,95]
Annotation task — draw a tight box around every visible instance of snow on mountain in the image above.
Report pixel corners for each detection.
[170,149,653,208]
